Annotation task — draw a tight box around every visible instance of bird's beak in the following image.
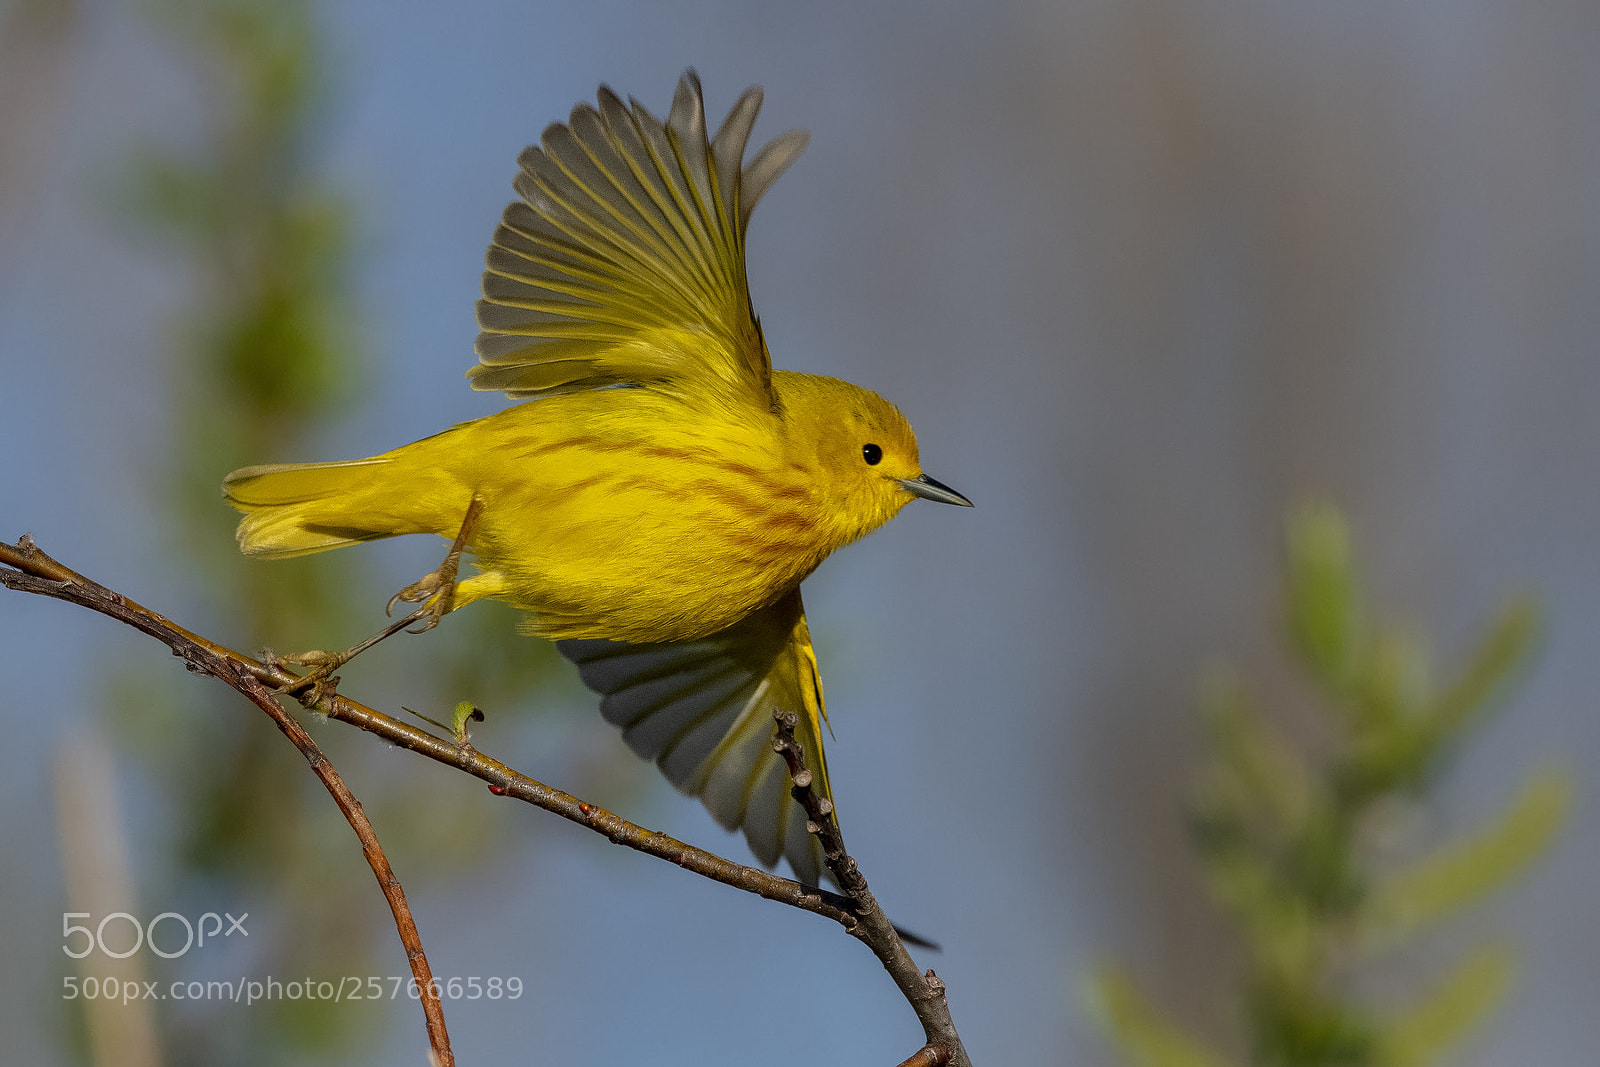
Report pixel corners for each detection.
[896,474,974,507]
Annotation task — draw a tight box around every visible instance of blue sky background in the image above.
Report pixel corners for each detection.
[4,2,1600,1064]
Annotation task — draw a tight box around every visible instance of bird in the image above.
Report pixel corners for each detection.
[221,71,971,887]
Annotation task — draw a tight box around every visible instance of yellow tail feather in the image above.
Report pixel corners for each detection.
[223,458,388,507]
[223,456,452,560]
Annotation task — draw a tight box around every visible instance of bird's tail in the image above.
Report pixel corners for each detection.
[222,454,455,559]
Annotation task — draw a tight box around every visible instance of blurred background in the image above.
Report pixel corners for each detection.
[2,1,1597,1064]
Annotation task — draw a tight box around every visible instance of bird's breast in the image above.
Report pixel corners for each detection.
[456,415,831,643]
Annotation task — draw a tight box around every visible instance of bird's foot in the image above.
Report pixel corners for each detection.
[266,496,484,695]
[263,646,350,697]
[385,569,454,633]
[384,495,483,634]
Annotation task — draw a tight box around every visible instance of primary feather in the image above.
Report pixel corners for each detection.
[470,70,807,409]
[558,588,833,887]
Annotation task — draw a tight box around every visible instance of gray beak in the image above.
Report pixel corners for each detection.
[896,474,974,507]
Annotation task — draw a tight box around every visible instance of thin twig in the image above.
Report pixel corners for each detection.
[895,1045,953,1067]
[0,537,453,1065]
[1,535,974,1065]
[230,672,454,1067]
[773,708,971,1067]
[310,689,861,928]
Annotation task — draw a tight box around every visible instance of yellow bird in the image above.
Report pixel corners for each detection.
[222,71,971,887]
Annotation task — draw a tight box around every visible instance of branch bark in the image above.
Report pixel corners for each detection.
[774,709,970,1067]
[0,537,454,1066]
[1,535,973,1066]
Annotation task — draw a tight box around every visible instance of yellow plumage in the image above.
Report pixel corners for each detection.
[223,72,970,886]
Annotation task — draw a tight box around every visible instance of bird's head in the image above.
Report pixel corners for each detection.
[777,372,972,550]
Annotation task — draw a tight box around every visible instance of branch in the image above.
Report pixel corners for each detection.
[896,1045,954,1067]
[230,671,454,1066]
[0,537,453,1066]
[1,535,974,1065]
[774,709,970,1067]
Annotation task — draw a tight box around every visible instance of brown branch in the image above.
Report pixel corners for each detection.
[229,672,454,1067]
[774,709,971,1067]
[1,535,973,1064]
[0,537,453,1066]
[308,689,860,927]
[895,1045,953,1067]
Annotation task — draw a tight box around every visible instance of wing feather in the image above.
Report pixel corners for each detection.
[472,71,803,406]
[557,589,834,887]
[740,129,810,229]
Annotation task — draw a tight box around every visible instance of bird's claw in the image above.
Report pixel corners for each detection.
[261,647,345,694]
[386,570,453,633]
[385,495,479,629]
[386,571,443,617]
[406,613,443,635]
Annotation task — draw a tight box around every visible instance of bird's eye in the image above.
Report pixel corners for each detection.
[862,443,883,465]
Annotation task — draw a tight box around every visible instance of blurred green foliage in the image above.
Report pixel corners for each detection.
[107,2,385,1061]
[1088,501,1569,1067]
[98,0,568,1061]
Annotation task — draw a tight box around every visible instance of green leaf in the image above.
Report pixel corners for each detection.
[1199,673,1314,839]
[1353,627,1429,735]
[450,701,484,742]
[1375,944,1514,1067]
[1416,598,1539,752]
[1339,627,1432,799]
[1364,769,1571,942]
[1084,967,1233,1067]
[1284,500,1361,692]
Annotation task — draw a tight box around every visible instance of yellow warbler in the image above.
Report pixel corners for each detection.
[223,72,970,886]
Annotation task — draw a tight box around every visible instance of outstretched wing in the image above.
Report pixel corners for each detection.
[472,70,809,410]
[556,589,834,888]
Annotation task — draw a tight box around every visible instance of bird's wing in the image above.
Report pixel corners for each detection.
[556,589,834,888]
[471,70,808,410]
